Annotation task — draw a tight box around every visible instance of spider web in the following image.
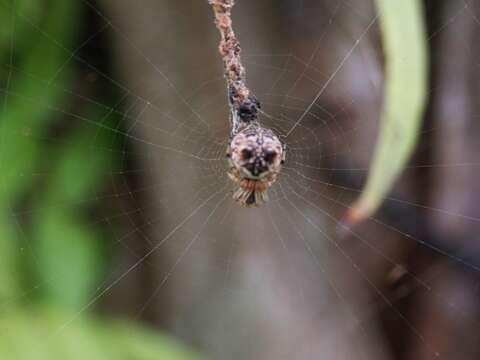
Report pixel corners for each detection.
[2,0,480,359]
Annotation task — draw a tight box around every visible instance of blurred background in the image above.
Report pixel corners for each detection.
[1,0,480,359]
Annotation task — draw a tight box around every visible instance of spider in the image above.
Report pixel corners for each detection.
[227,124,285,207]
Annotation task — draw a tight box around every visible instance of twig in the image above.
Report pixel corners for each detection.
[209,0,260,135]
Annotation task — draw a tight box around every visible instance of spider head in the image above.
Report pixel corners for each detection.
[228,125,285,180]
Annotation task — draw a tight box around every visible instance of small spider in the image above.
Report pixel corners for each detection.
[227,124,285,207]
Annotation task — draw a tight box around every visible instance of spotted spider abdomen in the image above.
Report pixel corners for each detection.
[227,124,285,207]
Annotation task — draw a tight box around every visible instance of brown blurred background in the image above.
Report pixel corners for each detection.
[101,0,480,359]
[2,0,480,359]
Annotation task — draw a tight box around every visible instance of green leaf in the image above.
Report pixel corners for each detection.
[32,210,104,311]
[0,128,38,206]
[348,0,428,223]
[44,126,116,205]
[0,0,43,60]
[31,121,117,310]
[0,309,200,360]
[0,0,80,204]
[0,213,21,301]
[0,0,81,306]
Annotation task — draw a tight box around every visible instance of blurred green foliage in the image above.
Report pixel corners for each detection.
[0,309,198,359]
[0,1,199,359]
[31,125,109,310]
